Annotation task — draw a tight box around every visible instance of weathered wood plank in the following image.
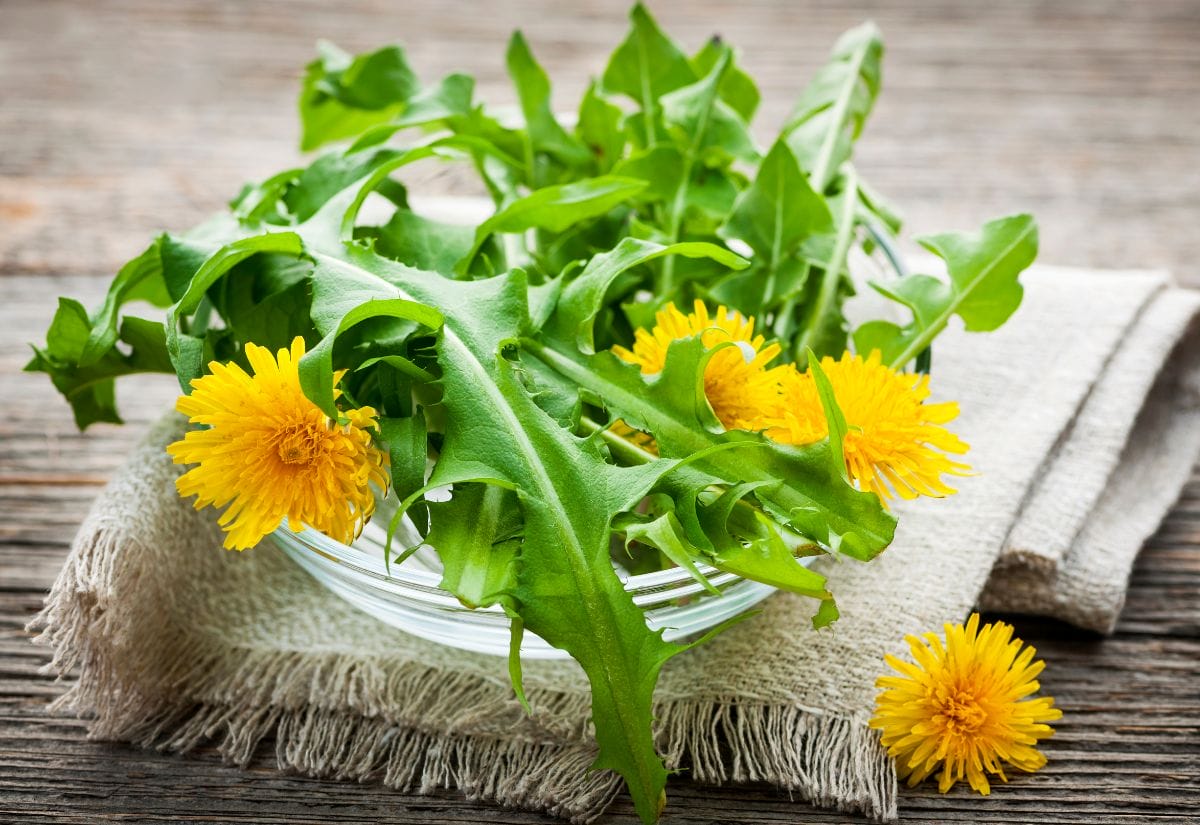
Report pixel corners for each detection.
[2,0,1199,282]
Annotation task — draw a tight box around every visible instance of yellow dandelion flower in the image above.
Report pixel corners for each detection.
[613,300,783,431]
[769,350,969,503]
[870,613,1062,795]
[166,337,389,551]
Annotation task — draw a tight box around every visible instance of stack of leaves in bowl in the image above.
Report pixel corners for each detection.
[29,4,1037,821]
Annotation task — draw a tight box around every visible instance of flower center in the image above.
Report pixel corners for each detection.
[274,423,323,466]
[939,690,987,735]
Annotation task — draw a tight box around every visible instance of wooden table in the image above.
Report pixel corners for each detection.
[3,1,1198,822]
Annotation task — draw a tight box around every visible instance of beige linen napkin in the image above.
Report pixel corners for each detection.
[980,285,1200,630]
[31,266,1200,822]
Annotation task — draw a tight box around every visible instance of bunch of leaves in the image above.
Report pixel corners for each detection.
[27,6,1038,822]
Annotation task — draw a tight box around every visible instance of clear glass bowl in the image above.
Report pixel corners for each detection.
[271,510,779,659]
[272,215,905,660]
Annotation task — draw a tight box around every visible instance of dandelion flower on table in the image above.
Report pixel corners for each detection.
[612,300,783,432]
[869,613,1062,795]
[166,336,389,551]
[769,350,970,504]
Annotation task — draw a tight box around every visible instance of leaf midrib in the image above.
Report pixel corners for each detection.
[809,39,870,190]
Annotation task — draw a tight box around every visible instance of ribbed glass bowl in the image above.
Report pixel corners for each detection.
[271,210,904,660]
[271,508,780,659]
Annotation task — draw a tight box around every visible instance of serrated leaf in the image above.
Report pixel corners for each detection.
[691,37,760,122]
[785,22,883,191]
[337,135,525,248]
[298,259,444,417]
[26,303,174,429]
[300,41,420,150]
[616,507,719,595]
[551,236,748,355]
[507,31,590,171]
[863,213,1038,368]
[660,48,757,165]
[723,139,832,267]
[366,209,476,274]
[166,232,307,386]
[720,139,833,317]
[79,238,169,367]
[284,146,405,223]
[318,256,680,823]
[601,3,696,146]
[349,73,477,151]
[528,338,895,561]
[711,518,829,600]
[209,253,315,354]
[456,175,647,275]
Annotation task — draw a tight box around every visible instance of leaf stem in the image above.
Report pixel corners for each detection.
[795,164,858,358]
[657,153,695,296]
[657,54,726,297]
[579,414,658,464]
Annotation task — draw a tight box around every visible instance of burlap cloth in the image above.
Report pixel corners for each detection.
[30,265,1200,822]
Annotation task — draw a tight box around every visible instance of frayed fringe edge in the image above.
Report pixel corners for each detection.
[28,508,897,823]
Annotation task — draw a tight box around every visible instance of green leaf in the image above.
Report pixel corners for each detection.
[160,219,240,301]
[378,413,428,505]
[812,597,840,629]
[231,167,304,225]
[720,138,833,314]
[860,213,1039,368]
[209,253,315,354]
[298,259,444,417]
[284,146,405,223]
[661,48,757,165]
[78,238,169,367]
[348,73,477,151]
[366,208,476,274]
[324,257,678,823]
[507,31,590,170]
[791,167,860,360]
[611,145,685,203]
[785,22,883,191]
[27,302,174,429]
[456,175,647,275]
[430,482,522,610]
[617,507,719,595]
[166,232,307,386]
[711,142,829,326]
[807,351,849,482]
[690,37,760,122]
[337,136,525,246]
[601,3,696,145]
[576,82,626,173]
[552,237,748,354]
[710,515,829,600]
[299,41,420,150]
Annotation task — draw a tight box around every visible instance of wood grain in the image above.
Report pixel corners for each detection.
[2,0,1199,822]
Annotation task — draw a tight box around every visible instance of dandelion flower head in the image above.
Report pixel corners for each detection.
[166,337,388,550]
